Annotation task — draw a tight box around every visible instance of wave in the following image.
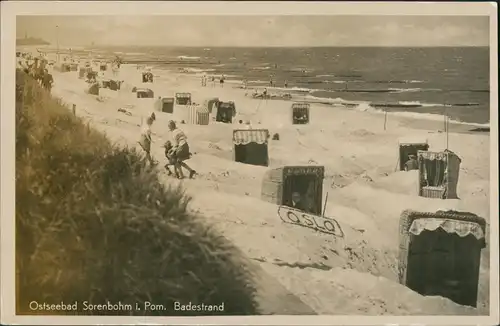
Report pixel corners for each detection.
[275,86,312,93]
[177,55,201,60]
[297,95,489,126]
[178,67,216,73]
[450,102,481,107]
[371,80,424,84]
[338,89,394,93]
[353,102,489,126]
[450,89,490,93]
[297,80,326,85]
[336,74,363,78]
[389,88,423,93]
[252,66,271,71]
[289,67,311,72]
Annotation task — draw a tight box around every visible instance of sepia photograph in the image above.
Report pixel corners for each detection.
[1,1,498,325]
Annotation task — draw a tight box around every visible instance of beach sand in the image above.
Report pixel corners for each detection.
[41,57,491,315]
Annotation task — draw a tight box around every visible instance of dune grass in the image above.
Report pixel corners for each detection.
[15,70,258,316]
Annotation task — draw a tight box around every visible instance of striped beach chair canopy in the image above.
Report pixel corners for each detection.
[291,102,310,110]
[233,129,270,145]
[187,105,210,125]
[175,92,192,99]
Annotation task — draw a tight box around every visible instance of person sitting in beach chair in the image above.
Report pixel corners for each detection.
[168,120,197,179]
[404,154,419,171]
[287,192,308,212]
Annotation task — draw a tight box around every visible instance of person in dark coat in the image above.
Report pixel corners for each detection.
[289,192,308,212]
[42,69,54,92]
[404,154,419,171]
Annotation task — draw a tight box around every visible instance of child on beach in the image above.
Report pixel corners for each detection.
[138,117,156,167]
[163,140,179,177]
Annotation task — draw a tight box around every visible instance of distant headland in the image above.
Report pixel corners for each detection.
[16,37,50,46]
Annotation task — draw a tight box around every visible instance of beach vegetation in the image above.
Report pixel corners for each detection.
[15,69,258,316]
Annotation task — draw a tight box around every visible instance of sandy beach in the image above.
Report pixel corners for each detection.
[27,49,490,316]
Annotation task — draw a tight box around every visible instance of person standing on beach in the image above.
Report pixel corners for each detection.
[284,80,288,88]
[138,117,156,167]
[168,120,196,179]
[42,69,54,92]
[220,75,225,88]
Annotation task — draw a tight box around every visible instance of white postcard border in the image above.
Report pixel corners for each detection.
[1,1,498,325]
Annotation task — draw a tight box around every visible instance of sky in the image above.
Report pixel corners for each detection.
[16,15,490,47]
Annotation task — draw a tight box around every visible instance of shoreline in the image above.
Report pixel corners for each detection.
[168,71,490,135]
[164,69,491,131]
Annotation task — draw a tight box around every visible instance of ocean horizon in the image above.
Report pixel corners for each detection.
[54,45,491,125]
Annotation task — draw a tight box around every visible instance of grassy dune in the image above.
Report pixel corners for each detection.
[15,70,258,316]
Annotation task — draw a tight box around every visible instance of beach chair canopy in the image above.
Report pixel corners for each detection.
[418,149,461,162]
[136,88,154,98]
[219,101,235,109]
[175,93,192,99]
[398,137,430,171]
[142,71,154,83]
[233,129,270,145]
[233,129,270,167]
[398,209,486,307]
[291,103,311,110]
[292,102,310,124]
[175,93,192,105]
[417,150,461,199]
[215,102,235,123]
[161,97,175,103]
[262,165,325,215]
[204,97,219,113]
[196,105,210,114]
[188,105,210,125]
